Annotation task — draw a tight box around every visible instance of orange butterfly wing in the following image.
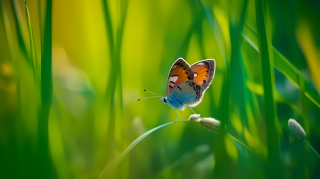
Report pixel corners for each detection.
[191,60,215,90]
[166,58,194,96]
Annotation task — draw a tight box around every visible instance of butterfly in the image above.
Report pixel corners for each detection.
[158,58,216,121]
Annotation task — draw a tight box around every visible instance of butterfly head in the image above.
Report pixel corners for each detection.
[160,97,168,104]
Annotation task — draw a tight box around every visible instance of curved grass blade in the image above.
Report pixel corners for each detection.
[98,120,189,179]
[246,80,303,117]
[200,1,227,64]
[24,0,38,81]
[227,133,262,159]
[37,0,43,47]
[305,140,320,159]
[243,25,320,108]
[201,0,250,178]
[38,0,53,178]
[156,145,211,178]
[255,0,281,176]
[273,49,320,108]
[11,0,30,63]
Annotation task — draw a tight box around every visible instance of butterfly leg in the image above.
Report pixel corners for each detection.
[186,104,201,119]
[180,110,184,121]
[174,109,178,123]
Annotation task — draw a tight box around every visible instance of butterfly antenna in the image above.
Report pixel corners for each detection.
[137,96,162,101]
[142,89,162,97]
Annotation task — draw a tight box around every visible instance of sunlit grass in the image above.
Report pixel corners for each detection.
[0,0,319,178]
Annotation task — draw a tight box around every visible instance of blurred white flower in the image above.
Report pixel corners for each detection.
[288,118,306,140]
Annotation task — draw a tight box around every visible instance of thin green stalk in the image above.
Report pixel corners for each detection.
[101,0,117,161]
[243,24,320,108]
[37,0,43,48]
[98,120,189,179]
[113,0,128,146]
[24,0,38,82]
[227,133,262,159]
[255,0,281,177]
[11,0,29,64]
[101,0,128,162]
[202,0,249,177]
[304,140,320,159]
[38,0,52,178]
[98,119,259,179]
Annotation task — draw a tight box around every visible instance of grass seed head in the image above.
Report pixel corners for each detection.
[199,117,221,133]
[288,118,306,140]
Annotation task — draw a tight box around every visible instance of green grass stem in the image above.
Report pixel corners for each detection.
[304,140,320,159]
[98,120,189,179]
[24,0,38,82]
[243,24,320,108]
[256,0,281,177]
[98,119,259,179]
[227,133,262,159]
[38,0,52,178]
[11,0,30,64]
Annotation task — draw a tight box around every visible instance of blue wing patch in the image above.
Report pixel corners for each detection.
[168,80,204,109]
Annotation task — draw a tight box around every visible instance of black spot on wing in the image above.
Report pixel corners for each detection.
[177,86,182,90]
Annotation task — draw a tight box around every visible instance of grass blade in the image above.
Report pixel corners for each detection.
[255,0,281,176]
[101,0,128,160]
[200,1,228,63]
[101,0,117,161]
[273,49,320,108]
[305,140,320,159]
[11,0,30,64]
[227,133,262,159]
[24,0,38,82]
[246,80,303,117]
[98,120,189,179]
[38,0,52,178]
[243,25,320,108]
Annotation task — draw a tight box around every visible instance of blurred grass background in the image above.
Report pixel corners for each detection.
[0,0,320,178]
